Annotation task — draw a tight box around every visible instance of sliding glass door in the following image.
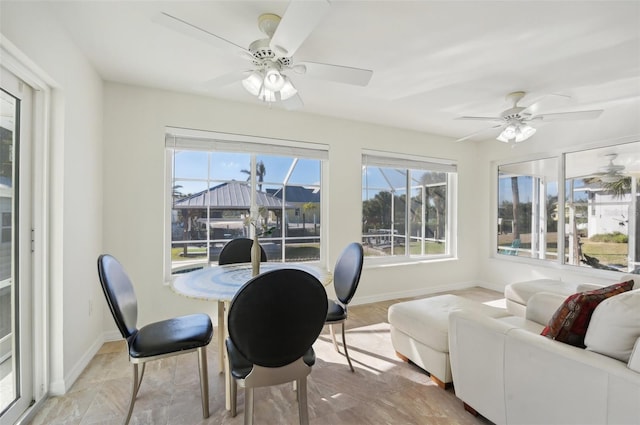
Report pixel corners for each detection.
[0,66,33,425]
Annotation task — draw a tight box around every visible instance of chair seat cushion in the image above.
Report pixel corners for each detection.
[129,313,213,359]
[326,299,346,322]
[226,338,315,379]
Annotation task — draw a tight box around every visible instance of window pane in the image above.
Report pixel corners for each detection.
[288,158,320,185]
[210,152,250,181]
[363,160,452,260]
[256,154,293,184]
[174,150,208,180]
[172,180,210,271]
[168,143,323,273]
[497,157,558,259]
[565,142,640,273]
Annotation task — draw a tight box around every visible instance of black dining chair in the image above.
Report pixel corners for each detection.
[218,237,267,265]
[226,268,328,425]
[325,242,364,372]
[97,254,214,425]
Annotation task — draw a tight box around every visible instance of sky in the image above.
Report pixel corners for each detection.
[173,150,320,196]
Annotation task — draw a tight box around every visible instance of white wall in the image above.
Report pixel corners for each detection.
[102,82,483,326]
[0,2,104,394]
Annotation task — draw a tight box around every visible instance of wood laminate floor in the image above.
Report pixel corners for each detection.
[27,287,501,425]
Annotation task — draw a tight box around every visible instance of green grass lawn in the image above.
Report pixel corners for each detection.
[498,233,628,267]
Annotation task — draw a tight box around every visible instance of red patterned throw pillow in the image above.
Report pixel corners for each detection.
[541,280,634,348]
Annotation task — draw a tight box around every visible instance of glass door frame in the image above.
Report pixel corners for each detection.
[0,40,51,424]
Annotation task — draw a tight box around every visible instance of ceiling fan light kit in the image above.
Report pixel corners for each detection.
[496,122,536,143]
[242,61,299,103]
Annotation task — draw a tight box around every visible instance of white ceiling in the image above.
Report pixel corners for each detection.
[46,0,640,141]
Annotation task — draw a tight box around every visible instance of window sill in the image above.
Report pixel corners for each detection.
[363,255,457,269]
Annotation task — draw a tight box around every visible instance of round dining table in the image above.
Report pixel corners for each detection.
[171,261,332,410]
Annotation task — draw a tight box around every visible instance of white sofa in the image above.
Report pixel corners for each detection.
[504,278,608,317]
[449,288,640,425]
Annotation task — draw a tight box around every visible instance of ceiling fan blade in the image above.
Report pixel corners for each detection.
[153,12,249,55]
[202,70,249,90]
[296,61,373,86]
[520,93,572,115]
[281,93,304,110]
[455,124,505,142]
[455,116,504,122]
[269,0,331,57]
[530,109,604,122]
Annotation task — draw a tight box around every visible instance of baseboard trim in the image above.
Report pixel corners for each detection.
[49,330,120,396]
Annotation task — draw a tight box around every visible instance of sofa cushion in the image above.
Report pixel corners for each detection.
[541,280,634,348]
[388,294,507,353]
[628,338,640,373]
[584,288,640,362]
[504,279,575,306]
[525,292,568,326]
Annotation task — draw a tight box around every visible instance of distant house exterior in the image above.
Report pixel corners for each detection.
[173,181,292,241]
[267,186,321,233]
[587,191,631,237]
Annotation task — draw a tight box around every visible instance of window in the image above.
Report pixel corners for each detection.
[166,128,327,276]
[564,143,639,272]
[362,151,457,261]
[497,157,559,259]
[497,141,640,274]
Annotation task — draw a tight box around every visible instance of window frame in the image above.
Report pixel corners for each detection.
[493,138,640,276]
[361,150,458,265]
[164,127,329,281]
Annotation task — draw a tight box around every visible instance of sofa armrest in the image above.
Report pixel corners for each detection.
[525,292,567,325]
[504,328,640,425]
[449,310,521,425]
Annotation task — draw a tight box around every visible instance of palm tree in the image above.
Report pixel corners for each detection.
[241,160,267,192]
[583,175,632,199]
[511,176,521,240]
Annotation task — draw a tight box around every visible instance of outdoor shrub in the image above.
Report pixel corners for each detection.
[589,232,628,243]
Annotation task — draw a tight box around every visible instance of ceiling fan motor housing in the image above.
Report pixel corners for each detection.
[248,38,291,68]
[501,106,530,122]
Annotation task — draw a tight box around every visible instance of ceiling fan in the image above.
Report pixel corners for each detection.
[594,153,627,183]
[455,91,604,143]
[153,0,373,109]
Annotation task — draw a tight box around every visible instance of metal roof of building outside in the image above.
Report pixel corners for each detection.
[174,181,292,209]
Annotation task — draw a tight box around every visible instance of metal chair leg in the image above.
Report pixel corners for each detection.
[124,362,143,425]
[329,323,340,352]
[244,387,254,425]
[341,323,354,372]
[230,376,237,417]
[197,347,210,418]
[297,378,309,425]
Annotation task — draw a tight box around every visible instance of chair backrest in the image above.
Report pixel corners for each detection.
[227,268,328,368]
[218,237,267,265]
[333,242,364,305]
[97,254,138,339]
